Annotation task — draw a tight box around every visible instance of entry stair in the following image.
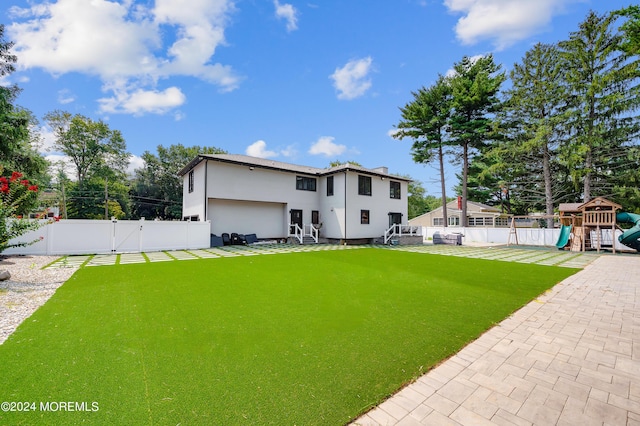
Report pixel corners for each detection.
[382,224,422,245]
[288,223,319,245]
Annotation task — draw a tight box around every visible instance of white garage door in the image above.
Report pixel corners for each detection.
[208,199,286,238]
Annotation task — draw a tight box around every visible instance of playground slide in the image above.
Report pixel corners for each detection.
[555,224,572,249]
[616,212,640,251]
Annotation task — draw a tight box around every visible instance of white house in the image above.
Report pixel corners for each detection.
[409,198,511,228]
[179,154,410,243]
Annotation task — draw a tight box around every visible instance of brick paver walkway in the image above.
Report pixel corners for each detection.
[45,244,600,269]
[352,255,640,425]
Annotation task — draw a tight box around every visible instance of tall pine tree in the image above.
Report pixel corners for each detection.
[496,43,568,221]
[558,11,640,202]
[449,55,505,226]
[394,75,452,226]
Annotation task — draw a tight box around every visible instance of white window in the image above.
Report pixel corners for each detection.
[496,217,509,227]
[433,217,444,226]
[448,216,460,226]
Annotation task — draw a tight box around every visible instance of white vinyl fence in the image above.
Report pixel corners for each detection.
[421,226,628,250]
[421,226,560,246]
[3,219,211,256]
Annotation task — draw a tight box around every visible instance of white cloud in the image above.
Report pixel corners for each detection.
[57,89,75,105]
[330,57,373,100]
[127,154,145,177]
[7,0,241,115]
[246,140,278,158]
[274,0,298,32]
[8,0,159,78]
[98,86,187,115]
[308,136,346,157]
[280,144,298,158]
[31,124,57,153]
[44,154,76,181]
[387,128,401,138]
[444,0,579,50]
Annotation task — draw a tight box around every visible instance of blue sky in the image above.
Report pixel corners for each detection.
[1,0,631,195]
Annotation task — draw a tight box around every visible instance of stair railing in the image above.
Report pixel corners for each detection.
[384,224,421,244]
[288,223,303,244]
[384,224,399,244]
[304,224,319,244]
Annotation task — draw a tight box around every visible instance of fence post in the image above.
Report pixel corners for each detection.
[111,218,117,253]
[186,220,191,249]
[138,217,145,253]
[47,221,54,255]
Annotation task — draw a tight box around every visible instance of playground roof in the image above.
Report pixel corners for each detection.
[578,197,622,212]
[559,203,582,214]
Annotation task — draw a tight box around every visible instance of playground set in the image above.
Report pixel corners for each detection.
[555,197,640,253]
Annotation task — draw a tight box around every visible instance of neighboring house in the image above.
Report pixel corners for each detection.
[409,198,511,227]
[179,154,410,243]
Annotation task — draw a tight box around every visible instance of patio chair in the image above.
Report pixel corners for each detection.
[231,233,242,245]
[210,234,224,247]
[222,233,231,246]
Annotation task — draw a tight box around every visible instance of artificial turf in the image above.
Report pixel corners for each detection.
[0,248,577,425]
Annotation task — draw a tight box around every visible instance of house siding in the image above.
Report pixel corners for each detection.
[205,161,319,236]
[319,172,346,240]
[182,164,206,221]
[208,198,286,238]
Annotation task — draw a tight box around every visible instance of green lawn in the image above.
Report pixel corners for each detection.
[0,249,576,425]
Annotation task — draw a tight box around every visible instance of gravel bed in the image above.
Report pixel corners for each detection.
[0,255,77,345]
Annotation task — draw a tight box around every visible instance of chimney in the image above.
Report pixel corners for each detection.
[457,196,462,210]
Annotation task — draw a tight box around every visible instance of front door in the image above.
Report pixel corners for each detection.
[389,212,402,228]
[290,209,303,232]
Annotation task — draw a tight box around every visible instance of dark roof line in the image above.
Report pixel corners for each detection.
[178,154,411,181]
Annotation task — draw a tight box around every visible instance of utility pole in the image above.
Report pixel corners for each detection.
[61,180,67,219]
[104,178,108,220]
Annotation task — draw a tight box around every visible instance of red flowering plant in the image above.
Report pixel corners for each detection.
[1,168,48,254]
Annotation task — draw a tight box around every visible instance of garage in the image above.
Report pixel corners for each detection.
[207,199,286,239]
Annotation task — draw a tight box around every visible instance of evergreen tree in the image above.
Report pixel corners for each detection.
[558,10,640,201]
[394,75,452,226]
[493,43,568,222]
[615,5,640,55]
[448,55,505,226]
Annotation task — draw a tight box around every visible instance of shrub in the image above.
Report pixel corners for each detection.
[0,169,47,253]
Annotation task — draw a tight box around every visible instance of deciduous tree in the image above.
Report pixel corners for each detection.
[131,144,226,220]
[44,111,129,190]
[0,25,48,201]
